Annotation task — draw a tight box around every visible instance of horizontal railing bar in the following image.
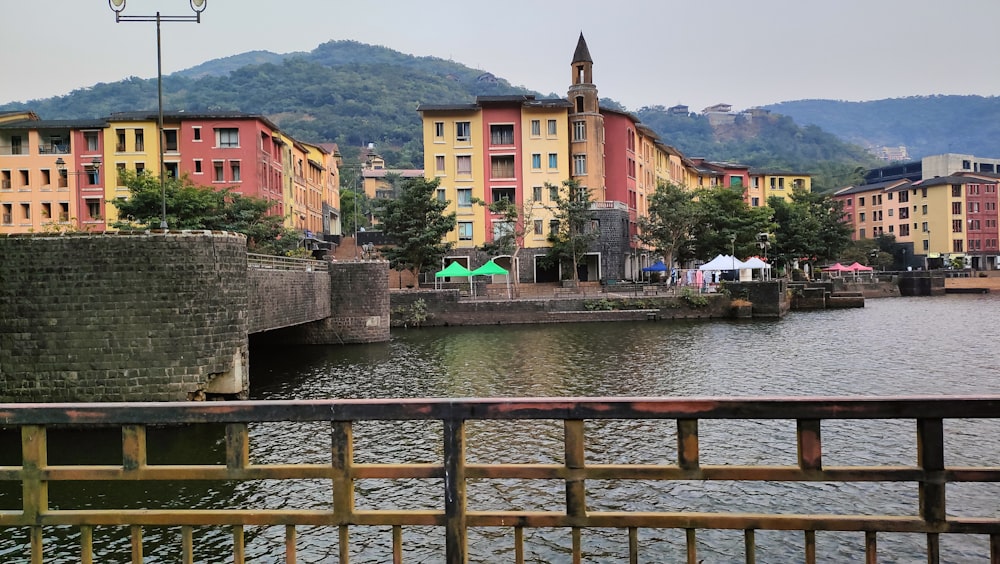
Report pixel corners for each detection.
[6,509,994,534]
[4,464,996,484]
[2,396,1000,425]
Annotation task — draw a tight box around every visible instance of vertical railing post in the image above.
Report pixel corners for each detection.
[916,418,945,523]
[331,421,355,563]
[677,419,699,471]
[226,424,250,471]
[22,426,47,564]
[564,419,586,564]
[443,417,467,563]
[796,419,822,471]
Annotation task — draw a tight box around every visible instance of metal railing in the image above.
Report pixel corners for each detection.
[247,253,329,272]
[1,397,998,563]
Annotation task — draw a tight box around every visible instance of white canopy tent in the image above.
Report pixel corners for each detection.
[699,254,746,271]
[741,256,772,280]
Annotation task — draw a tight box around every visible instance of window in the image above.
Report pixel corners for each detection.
[548,153,558,169]
[491,187,515,203]
[85,131,99,151]
[887,209,893,217]
[859,212,866,222]
[573,154,587,175]
[532,186,542,202]
[116,129,126,152]
[549,219,560,235]
[458,222,473,240]
[493,221,514,239]
[194,160,202,174]
[530,120,540,136]
[547,119,557,136]
[164,130,178,151]
[899,207,909,219]
[922,221,929,232]
[435,155,445,173]
[86,200,101,220]
[135,163,145,176]
[898,191,908,203]
[858,197,865,207]
[134,130,144,152]
[490,124,514,146]
[214,161,224,182]
[573,121,586,141]
[1,203,10,224]
[952,219,963,233]
[456,155,472,175]
[953,239,964,252]
[921,188,928,198]
[922,205,928,215]
[230,161,241,182]
[952,202,962,215]
[548,185,559,201]
[434,122,444,139]
[922,239,929,251]
[456,122,470,143]
[859,228,866,239]
[533,219,543,235]
[457,188,472,207]
[730,176,743,188]
[531,154,541,170]
[437,189,446,203]
[216,128,239,148]
[193,127,202,141]
[952,185,962,197]
[491,155,515,178]
[899,224,909,237]
[751,197,760,207]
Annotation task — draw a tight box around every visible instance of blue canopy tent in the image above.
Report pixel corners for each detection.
[642,260,669,282]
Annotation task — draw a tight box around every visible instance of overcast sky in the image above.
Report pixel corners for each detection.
[4,0,999,113]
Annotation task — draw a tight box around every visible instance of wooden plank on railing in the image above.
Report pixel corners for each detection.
[80,524,93,564]
[865,531,877,564]
[227,423,250,470]
[285,525,296,564]
[122,425,146,471]
[130,524,142,563]
[677,419,699,470]
[564,420,586,520]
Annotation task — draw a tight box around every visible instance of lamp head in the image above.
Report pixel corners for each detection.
[108,0,126,14]
[90,156,102,170]
[55,157,67,171]
[190,0,207,13]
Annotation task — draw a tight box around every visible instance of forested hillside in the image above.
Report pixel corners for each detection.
[1,40,885,189]
[765,96,1000,159]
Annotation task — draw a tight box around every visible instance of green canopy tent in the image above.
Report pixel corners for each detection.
[471,259,511,299]
[434,261,473,295]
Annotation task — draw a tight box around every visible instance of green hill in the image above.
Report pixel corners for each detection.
[1,40,880,186]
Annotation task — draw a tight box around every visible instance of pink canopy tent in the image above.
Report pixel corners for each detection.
[846,262,873,272]
[821,263,850,272]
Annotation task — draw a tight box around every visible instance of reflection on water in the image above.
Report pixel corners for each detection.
[2,295,999,562]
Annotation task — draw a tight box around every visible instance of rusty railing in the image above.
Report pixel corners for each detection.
[1,397,998,563]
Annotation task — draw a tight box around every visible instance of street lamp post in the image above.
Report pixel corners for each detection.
[729,233,737,278]
[55,157,102,229]
[108,0,206,230]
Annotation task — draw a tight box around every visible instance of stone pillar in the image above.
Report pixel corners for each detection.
[263,260,391,345]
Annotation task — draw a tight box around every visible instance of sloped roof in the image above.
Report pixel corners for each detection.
[572,33,593,64]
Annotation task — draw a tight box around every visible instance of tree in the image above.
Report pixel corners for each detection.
[687,186,773,262]
[638,181,700,270]
[544,179,598,281]
[769,187,853,269]
[373,177,456,281]
[477,196,532,295]
[339,189,372,236]
[110,170,300,255]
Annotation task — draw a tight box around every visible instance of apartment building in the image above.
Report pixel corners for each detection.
[0,111,341,238]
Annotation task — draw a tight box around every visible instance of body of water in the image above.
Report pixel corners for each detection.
[2,294,998,562]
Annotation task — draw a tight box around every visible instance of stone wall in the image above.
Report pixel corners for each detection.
[390,289,734,327]
[0,232,249,402]
[247,268,331,333]
[258,261,391,345]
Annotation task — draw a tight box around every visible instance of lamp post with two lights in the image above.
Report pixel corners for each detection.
[107,0,207,230]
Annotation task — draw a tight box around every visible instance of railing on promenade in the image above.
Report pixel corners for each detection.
[1,397,999,563]
[247,252,328,272]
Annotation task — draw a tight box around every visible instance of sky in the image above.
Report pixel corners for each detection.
[4,0,1000,113]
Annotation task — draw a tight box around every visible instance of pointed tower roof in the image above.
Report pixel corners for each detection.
[572,33,593,64]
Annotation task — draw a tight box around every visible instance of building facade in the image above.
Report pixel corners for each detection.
[0,111,341,238]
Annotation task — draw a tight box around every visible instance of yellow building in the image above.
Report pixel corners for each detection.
[751,170,812,206]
